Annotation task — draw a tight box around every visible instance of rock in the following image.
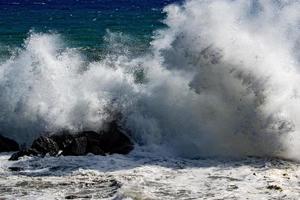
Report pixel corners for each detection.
[9,120,134,160]
[65,195,91,199]
[50,131,74,150]
[267,185,283,191]
[8,167,24,172]
[88,145,106,156]
[0,134,19,152]
[62,134,88,156]
[89,121,134,155]
[31,136,59,156]
[9,148,40,161]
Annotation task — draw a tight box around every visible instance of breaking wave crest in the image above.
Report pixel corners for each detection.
[1,0,300,159]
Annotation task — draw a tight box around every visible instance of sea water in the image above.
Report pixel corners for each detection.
[1,0,300,199]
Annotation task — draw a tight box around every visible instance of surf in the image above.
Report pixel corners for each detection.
[0,0,300,160]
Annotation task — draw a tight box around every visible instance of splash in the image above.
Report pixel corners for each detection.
[0,32,141,143]
[1,0,300,159]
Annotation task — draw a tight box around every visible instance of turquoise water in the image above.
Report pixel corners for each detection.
[0,0,178,59]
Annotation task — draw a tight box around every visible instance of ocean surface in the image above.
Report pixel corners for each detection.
[1,0,300,199]
[0,0,177,60]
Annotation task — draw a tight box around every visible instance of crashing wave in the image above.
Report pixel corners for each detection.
[1,0,300,159]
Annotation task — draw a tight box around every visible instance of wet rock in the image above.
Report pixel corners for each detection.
[9,120,134,160]
[31,136,59,156]
[62,135,88,156]
[50,131,74,150]
[95,121,134,155]
[0,134,19,152]
[8,167,24,172]
[65,195,91,199]
[9,148,40,161]
[267,185,283,191]
[88,145,105,156]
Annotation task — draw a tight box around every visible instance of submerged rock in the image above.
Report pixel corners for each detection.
[9,121,134,161]
[0,135,19,152]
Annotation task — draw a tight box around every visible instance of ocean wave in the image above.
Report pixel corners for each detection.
[1,0,300,159]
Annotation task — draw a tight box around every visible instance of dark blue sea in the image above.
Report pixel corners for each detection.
[0,0,179,59]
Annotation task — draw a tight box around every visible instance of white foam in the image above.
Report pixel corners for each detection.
[1,0,300,159]
[1,152,300,199]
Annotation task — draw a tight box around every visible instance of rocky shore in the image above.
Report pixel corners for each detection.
[0,120,134,161]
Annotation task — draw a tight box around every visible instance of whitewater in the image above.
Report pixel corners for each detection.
[1,0,300,199]
[1,150,300,199]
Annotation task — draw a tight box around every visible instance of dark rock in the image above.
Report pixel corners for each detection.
[267,185,283,191]
[65,195,91,199]
[0,135,19,152]
[9,148,40,161]
[9,120,134,160]
[88,145,105,156]
[88,121,134,155]
[62,135,87,156]
[50,131,74,150]
[8,167,24,172]
[31,136,59,156]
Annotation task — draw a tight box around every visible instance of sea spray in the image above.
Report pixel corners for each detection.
[0,32,141,143]
[1,0,300,159]
[128,0,300,158]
